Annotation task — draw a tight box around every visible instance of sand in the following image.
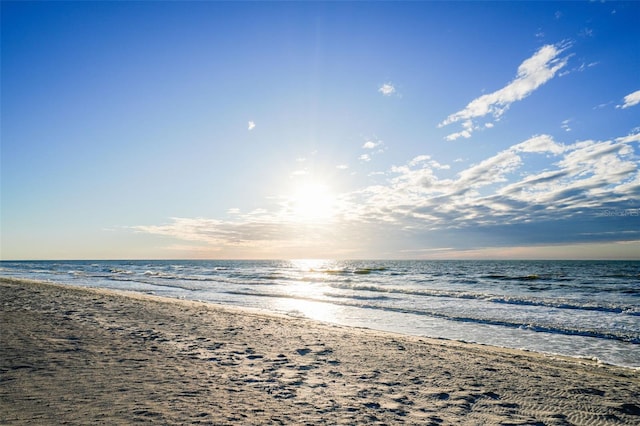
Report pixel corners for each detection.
[1,278,639,425]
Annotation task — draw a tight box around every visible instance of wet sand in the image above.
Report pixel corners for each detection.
[1,277,639,425]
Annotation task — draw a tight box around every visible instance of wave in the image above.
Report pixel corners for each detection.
[599,273,640,279]
[109,268,134,275]
[314,266,390,275]
[323,292,391,301]
[224,290,640,344]
[327,282,639,316]
[480,274,575,282]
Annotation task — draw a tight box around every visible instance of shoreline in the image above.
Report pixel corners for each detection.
[2,277,639,424]
[3,277,634,370]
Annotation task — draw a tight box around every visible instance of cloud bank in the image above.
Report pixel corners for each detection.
[133,130,639,257]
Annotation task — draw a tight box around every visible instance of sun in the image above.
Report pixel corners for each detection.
[289,182,337,223]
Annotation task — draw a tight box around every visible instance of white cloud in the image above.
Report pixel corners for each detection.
[512,134,566,155]
[408,155,449,170]
[134,217,233,246]
[575,61,599,73]
[561,119,571,132]
[362,140,381,149]
[360,138,385,161]
[556,139,636,181]
[444,129,472,141]
[431,161,450,170]
[439,42,571,140]
[593,101,612,110]
[378,83,396,96]
[133,132,639,256]
[616,90,640,109]
[457,150,522,189]
[356,132,636,230]
[408,155,431,166]
[248,121,256,131]
[336,164,349,170]
[615,129,640,144]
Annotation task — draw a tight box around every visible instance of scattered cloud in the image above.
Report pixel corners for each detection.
[616,90,640,109]
[616,129,640,144]
[336,164,349,170]
[444,120,474,141]
[561,119,572,132]
[408,155,450,170]
[579,27,594,38]
[378,82,396,96]
[439,42,571,140]
[134,130,639,256]
[359,138,385,161]
[375,132,635,232]
[594,101,613,110]
[248,121,256,131]
[408,155,431,166]
[577,61,599,72]
[362,140,381,149]
[511,134,566,154]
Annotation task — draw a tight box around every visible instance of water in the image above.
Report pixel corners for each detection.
[1,259,638,368]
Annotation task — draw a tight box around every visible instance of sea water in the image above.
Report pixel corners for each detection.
[1,259,638,368]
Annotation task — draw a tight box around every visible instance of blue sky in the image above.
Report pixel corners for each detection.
[2,1,639,260]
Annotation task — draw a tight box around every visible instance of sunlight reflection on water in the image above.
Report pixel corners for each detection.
[273,298,341,324]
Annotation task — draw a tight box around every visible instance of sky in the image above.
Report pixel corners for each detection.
[1,1,639,260]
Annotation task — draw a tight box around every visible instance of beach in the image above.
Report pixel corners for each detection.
[1,278,639,425]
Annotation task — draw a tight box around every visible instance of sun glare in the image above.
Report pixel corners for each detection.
[290,258,331,272]
[289,182,337,223]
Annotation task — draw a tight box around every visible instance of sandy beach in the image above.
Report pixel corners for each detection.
[1,278,639,425]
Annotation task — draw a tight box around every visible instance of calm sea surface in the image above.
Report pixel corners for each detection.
[1,260,638,368]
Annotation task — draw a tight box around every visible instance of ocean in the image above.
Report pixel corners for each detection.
[1,259,638,368]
